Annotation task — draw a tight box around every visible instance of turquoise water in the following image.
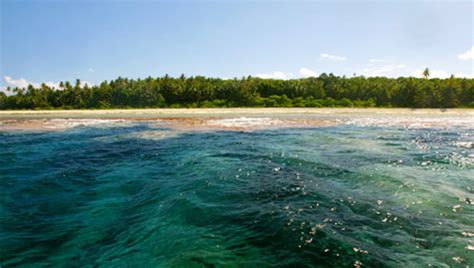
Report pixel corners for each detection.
[1,117,473,267]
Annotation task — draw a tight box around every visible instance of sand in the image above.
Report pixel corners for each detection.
[0,108,472,132]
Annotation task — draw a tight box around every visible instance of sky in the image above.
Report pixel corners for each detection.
[1,0,473,89]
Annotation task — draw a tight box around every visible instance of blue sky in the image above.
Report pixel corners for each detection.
[1,0,473,89]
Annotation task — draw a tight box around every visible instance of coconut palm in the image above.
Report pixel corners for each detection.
[422,68,430,79]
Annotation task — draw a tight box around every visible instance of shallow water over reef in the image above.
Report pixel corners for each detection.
[0,114,473,267]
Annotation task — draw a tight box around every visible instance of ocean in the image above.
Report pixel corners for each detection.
[1,111,473,267]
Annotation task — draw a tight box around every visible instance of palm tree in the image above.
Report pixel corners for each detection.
[422,68,430,79]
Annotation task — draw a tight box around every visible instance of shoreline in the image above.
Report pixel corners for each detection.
[1,108,473,132]
[1,108,473,119]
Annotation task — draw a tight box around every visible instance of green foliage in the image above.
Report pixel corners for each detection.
[1,74,473,109]
[0,92,6,108]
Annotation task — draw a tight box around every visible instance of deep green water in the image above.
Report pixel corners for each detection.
[1,117,473,267]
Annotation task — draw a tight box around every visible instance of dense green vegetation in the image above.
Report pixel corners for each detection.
[1,74,473,109]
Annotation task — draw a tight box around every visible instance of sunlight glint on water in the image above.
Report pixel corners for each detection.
[0,115,473,267]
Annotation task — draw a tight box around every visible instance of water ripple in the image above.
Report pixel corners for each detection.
[1,121,473,267]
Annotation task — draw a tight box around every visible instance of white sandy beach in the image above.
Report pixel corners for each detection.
[1,108,473,132]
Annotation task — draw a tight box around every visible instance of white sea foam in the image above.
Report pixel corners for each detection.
[1,112,473,132]
[452,141,474,149]
[340,116,474,129]
[206,117,283,128]
[45,119,128,129]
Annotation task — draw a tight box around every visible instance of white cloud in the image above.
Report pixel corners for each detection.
[412,70,473,79]
[0,86,9,95]
[411,69,450,79]
[2,76,94,92]
[82,81,94,87]
[88,68,95,73]
[299,67,318,78]
[361,64,406,77]
[4,75,63,89]
[4,76,37,89]
[454,72,474,78]
[368,59,387,63]
[255,71,292,79]
[457,46,474,60]
[320,53,347,62]
[45,82,61,88]
[256,69,320,79]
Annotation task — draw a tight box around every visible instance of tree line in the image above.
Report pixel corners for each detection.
[1,73,473,109]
